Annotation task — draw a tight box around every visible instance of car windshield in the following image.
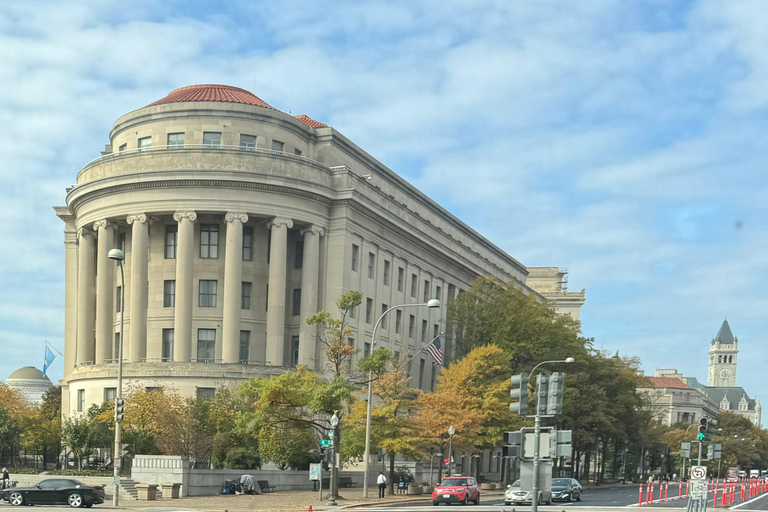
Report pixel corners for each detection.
[552,478,571,485]
[510,480,521,487]
[441,478,468,486]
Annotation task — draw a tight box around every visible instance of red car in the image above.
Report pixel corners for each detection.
[432,476,480,506]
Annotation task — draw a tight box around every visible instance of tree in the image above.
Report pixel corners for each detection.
[259,425,317,470]
[61,415,93,469]
[305,290,362,378]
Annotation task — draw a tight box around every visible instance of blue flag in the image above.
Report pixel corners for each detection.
[42,345,55,377]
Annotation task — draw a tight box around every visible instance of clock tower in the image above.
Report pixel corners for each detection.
[708,319,738,387]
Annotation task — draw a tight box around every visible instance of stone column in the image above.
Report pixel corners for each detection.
[299,225,324,368]
[266,217,293,366]
[76,228,96,365]
[62,220,78,378]
[127,214,149,363]
[222,212,248,363]
[173,211,197,362]
[93,220,116,364]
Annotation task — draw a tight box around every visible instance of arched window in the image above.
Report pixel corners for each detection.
[718,356,722,363]
[729,356,733,363]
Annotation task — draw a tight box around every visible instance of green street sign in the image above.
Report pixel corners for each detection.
[319,439,332,448]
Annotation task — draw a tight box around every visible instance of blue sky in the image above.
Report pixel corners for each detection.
[1,0,767,408]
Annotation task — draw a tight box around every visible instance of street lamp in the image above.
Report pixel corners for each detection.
[362,299,441,497]
[530,357,575,512]
[326,412,340,506]
[429,453,443,485]
[447,425,456,477]
[470,454,481,476]
[107,248,125,507]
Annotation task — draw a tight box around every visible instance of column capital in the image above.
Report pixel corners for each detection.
[126,213,148,225]
[92,219,116,231]
[77,227,95,239]
[225,212,249,224]
[300,225,326,237]
[267,217,293,230]
[173,211,198,222]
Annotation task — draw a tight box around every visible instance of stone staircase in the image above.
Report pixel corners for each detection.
[117,478,139,501]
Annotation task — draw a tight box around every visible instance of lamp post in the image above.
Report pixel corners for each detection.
[362,299,441,497]
[470,454,481,477]
[447,425,456,477]
[107,249,125,507]
[530,357,575,512]
[326,411,340,506]
[429,453,443,485]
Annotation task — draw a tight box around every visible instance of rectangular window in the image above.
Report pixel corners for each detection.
[114,332,120,360]
[408,315,415,338]
[295,241,304,269]
[239,331,250,363]
[351,244,359,271]
[198,280,218,308]
[367,252,375,279]
[411,274,417,297]
[117,232,126,253]
[293,288,301,316]
[290,335,300,366]
[265,285,269,311]
[196,329,216,363]
[103,387,116,404]
[242,226,253,261]
[240,134,256,150]
[349,304,356,319]
[271,139,284,152]
[381,304,388,330]
[118,143,127,152]
[138,136,151,151]
[115,286,122,312]
[242,282,252,310]
[397,267,404,292]
[383,260,390,286]
[203,131,222,148]
[431,367,437,391]
[366,298,373,324]
[419,359,426,389]
[77,389,85,412]
[200,224,219,258]
[267,233,271,263]
[435,285,442,301]
[197,388,216,400]
[433,324,440,339]
[162,329,174,361]
[364,342,371,359]
[422,320,428,342]
[167,132,185,148]
[347,337,354,372]
[165,225,177,259]
[163,280,175,307]
[395,310,402,334]
[423,280,430,302]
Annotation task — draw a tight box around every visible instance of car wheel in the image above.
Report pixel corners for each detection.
[474,494,480,505]
[576,492,582,502]
[84,505,93,508]
[68,493,84,508]
[505,501,511,506]
[569,493,574,502]
[432,501,439,506]
[9,492,24,506]
[461,496,467,506]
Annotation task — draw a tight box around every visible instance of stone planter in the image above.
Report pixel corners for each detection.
[423,485,434,494]
[160,482,181,499]
[480,483,495,491]
[136,484,158,501]
[409,485,423,495]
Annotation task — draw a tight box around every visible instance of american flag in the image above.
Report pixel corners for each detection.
[426,337,443,367]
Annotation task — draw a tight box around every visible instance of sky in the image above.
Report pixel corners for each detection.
[1,0,767,408]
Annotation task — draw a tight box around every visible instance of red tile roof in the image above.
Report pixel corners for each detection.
[147,84,275,109]
[646,377,692,390]
[294,114,328,128]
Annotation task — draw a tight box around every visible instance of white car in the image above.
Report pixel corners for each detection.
[504,480,552,505]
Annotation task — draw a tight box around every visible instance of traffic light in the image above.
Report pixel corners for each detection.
[698,417,708,441]
[707,417,718,436]
[537,374,549,416]
[115,398,125,422]
[546,372,565,415]
[510,374,529,415]
[707,444,714,459]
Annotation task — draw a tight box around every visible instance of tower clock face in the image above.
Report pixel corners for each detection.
[720,369,731,381]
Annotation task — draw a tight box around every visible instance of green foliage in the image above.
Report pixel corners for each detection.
[357,347,391,375]
[306,290,362,377]
[259,426,318,470]
[221,447,261,470]
[395,465,414,482]
[4,468,40,474]
[61,415,93,469]
[48,469,127,477]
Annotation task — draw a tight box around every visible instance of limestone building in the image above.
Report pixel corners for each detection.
[55,84,584,416]
[5,366,53,404]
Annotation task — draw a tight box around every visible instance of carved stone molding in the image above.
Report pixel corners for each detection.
[92,219,116,231]
[300,225,326,237]
[267,217,294,230]
[77,227,95,240]
[224,212,249,224]
[173,211,198,223]
[126,213,148,225]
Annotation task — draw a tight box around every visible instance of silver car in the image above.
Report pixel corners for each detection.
[504,480,552,505]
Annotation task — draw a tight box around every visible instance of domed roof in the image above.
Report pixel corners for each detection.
[7,366,51,382]
[146,84,275,109]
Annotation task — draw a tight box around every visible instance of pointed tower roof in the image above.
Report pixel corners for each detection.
[714,319,735,345]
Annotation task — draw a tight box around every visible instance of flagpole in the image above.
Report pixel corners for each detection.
[397,332,444,372]
[42,339,65,357]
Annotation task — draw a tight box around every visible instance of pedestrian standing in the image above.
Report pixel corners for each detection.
[2,468,8,490]
[377,472,387,498]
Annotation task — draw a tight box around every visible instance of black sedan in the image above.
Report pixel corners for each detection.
[551,477,582,502]
[1,478,105,507]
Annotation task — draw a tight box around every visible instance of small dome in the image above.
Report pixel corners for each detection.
[7,366,50,382]
[147,84,275,109]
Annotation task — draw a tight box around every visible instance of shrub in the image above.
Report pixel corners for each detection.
[223,447,261,470]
